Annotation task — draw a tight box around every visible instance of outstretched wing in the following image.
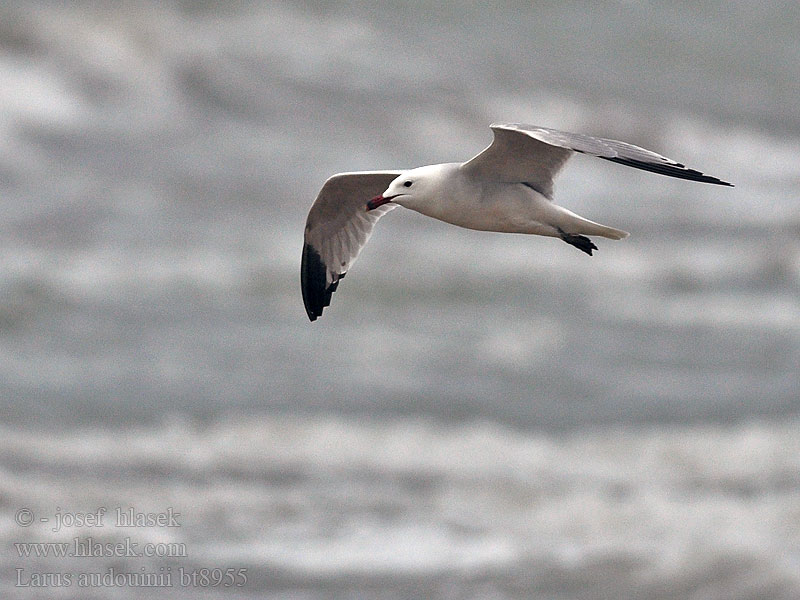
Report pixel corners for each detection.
[462,123,732,198]
[302,171,401,321]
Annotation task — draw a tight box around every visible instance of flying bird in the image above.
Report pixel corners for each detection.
[301,123,732,321]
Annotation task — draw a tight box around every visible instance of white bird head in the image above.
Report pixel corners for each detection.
[366,164,448,212]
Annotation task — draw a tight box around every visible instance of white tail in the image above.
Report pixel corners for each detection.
[555,206,629,240]
[580,220,629,240]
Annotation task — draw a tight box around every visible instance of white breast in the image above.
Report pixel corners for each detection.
[410,174,552,234]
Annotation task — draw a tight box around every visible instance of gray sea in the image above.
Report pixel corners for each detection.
[1,1,799,598]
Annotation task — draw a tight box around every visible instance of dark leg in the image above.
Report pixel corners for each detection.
[558,228,597,256]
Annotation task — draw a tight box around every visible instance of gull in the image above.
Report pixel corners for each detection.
[301,123,732,321]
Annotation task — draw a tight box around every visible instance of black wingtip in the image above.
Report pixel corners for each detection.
[600,156,733,187]
[301,243,341,321]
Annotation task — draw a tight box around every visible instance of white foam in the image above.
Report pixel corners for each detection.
[2,416,799,575]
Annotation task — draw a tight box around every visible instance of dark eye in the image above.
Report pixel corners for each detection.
[403,180,412,187]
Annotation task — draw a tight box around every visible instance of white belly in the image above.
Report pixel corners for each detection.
[413,183,559,236]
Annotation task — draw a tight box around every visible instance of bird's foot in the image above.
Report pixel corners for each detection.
[558,228,597,256]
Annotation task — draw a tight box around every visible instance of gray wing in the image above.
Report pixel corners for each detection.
[302,171,401,321]
[462,123,733,198]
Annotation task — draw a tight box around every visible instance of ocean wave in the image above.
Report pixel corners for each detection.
[1,415,799,597]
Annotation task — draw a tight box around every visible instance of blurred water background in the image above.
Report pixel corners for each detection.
[1,1,799,598]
